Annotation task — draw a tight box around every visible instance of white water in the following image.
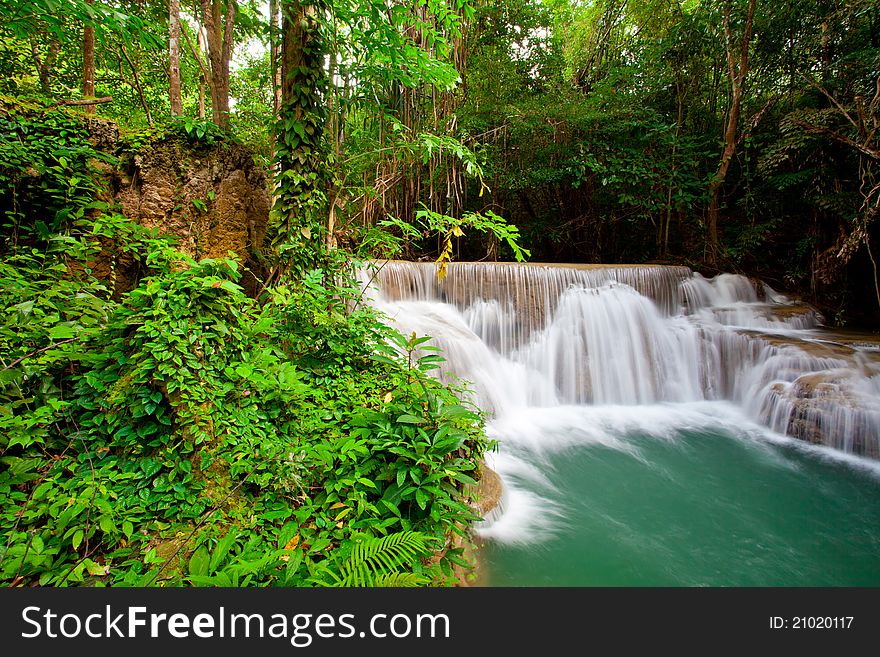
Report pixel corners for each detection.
[359,261,880,543]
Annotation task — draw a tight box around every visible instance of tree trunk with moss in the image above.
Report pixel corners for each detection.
[270,0,329,270]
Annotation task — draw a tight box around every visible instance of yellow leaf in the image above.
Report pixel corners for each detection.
[383,392,393,404]
[452,225,464,237]
[300,226,311,239]
[284,535,300,551]
[329,502,346,510]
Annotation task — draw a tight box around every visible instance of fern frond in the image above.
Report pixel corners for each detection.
[373,571,426,587]
[334,531,434,587]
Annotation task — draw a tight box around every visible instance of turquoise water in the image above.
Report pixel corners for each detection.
[368,262,880,586]
[476,407,880,586]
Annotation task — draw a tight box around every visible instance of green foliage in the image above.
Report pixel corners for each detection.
[310,531,435,586]
[411,205,530,278]
[0,107,489,585]
[0,0,161,49]
[0,100,112,249]
[0,230,489,586]
[170,116,228,147]
[570,112,709,220]
[330,0,467,94]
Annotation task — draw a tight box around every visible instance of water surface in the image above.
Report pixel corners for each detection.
[476,404,880,586]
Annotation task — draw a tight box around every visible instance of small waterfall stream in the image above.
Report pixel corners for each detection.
[361,261,880,585]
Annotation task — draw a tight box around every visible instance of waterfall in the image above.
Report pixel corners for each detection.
[361,261,880,459]
[359,261,880,584]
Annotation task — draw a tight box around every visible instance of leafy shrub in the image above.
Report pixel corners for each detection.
[0,215,488,588]
[0,100,113,249]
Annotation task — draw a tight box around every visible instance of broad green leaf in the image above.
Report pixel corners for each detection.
[49,325,76,340]
[396,414,426,425]
[188,546,210,577]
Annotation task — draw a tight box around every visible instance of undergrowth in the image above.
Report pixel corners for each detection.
[0,102,491,587]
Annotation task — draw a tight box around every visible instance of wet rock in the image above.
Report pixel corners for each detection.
[763,369,880,458]
[468,464,503,517]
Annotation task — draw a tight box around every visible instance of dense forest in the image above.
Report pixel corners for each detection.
[0,0,878,586]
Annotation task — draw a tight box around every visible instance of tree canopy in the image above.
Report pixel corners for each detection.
[4,1,876,322]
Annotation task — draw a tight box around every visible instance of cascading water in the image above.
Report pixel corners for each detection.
[360,261,880,585]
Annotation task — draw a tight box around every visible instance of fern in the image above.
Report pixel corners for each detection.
[316,531,435,587]
[373,572,427,587]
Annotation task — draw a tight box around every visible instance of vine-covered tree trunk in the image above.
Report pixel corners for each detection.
[271,0,328,266]
[169,0,183,116]
[200,0,236,130]
[82,0,95,113]
[706,0,756,265]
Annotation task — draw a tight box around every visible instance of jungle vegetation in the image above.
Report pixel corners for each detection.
[0,0,878,586]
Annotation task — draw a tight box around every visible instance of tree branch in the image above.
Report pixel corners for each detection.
[119,42,154,128]
[181,22,210,82]
[1,338,76,371]
[791,118,880,161]
[799,72,860,132]
[58,97,113,107]
[740,96,777,145]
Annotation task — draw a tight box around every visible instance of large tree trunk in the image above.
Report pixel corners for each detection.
[270,0,328,262]
[200,0,236,129]
[281,1,322,113]
[169,0,183,116]
[706,0,756,265]
[82,0,96,114]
